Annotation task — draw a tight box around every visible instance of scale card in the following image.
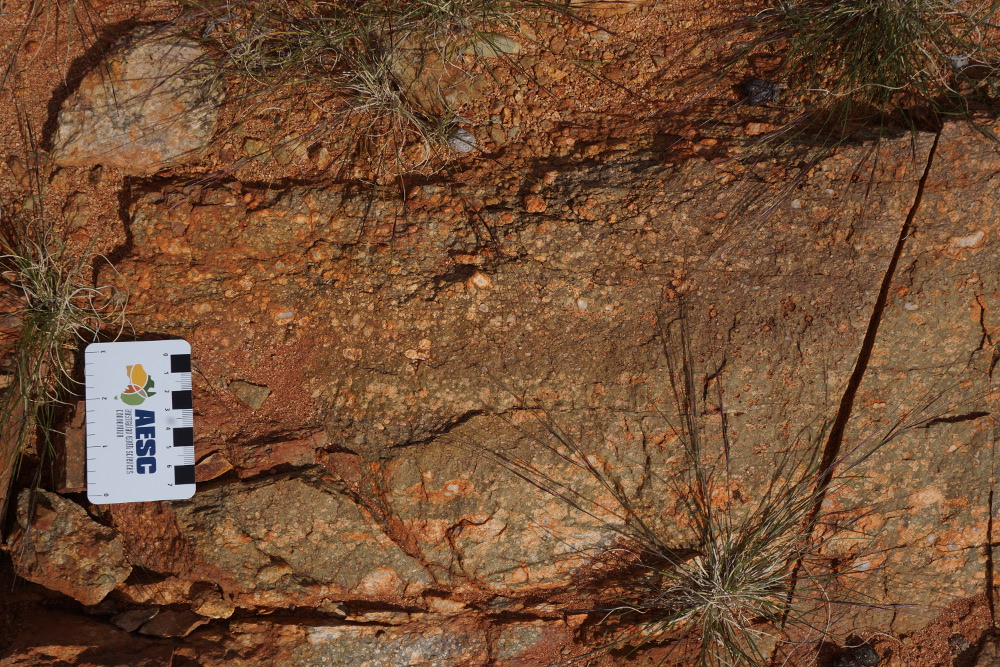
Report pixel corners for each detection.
[85,340,195,504]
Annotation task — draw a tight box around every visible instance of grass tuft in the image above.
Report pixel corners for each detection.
[177,0,559,176]
[477,313,940,666]
[611,472,816,663]
[0,196,128,527]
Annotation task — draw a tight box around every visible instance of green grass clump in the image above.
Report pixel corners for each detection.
[0,200,127,525]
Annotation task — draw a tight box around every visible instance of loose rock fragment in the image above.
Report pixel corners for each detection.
[51,26,223,175]
[112,608,160,633]
[448,128,477,153]
[190,582,235,619]
[5,489,132,605]
[229,379,271,409]
[832,642,881,667]
[195,451,234,481]
[949,633,971,654]
[741,78,781,106]
[138,609,209,638]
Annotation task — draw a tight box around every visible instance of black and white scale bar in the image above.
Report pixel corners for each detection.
[85,340,196,504]
[170,354,191,373]
[171,390,193,410]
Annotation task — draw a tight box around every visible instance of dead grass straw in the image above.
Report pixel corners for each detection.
[474,312,949,666]
[0,178,127,530]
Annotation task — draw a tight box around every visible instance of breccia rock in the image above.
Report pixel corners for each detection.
[3,122,980,666]
[51,26,223,175]
[5,489,131,605]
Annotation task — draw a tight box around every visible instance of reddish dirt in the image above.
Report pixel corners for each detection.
[0,0,995,666]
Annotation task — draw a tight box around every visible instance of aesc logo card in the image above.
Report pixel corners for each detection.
[85,340,195,504]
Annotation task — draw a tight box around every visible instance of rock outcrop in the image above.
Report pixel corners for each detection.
[5,122,999,663]
[6,489,131,605]
[51,27,222,175]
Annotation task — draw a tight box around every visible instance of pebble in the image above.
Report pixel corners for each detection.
[5,156,27,187]
[949,633,971,654]
[949,54,970,69]
[742,78,781,106]
[448,128,477,153]
[832,642,881,667]
[243,138,270,158]
[229,380,271,409]
[524,194,547,213]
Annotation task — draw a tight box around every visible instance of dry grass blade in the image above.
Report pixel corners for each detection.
[0,205,128,529]
[470,311,949,666]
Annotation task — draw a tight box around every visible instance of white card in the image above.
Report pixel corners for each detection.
[85,340,195,504]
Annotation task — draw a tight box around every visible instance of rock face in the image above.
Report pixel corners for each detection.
[826,122,998,634]
[51,27,222,175]
[4,123,1000,664]
[99,122,990,619]
[1,608,174,667]
[6,489,131,605]
[161,472,439,606]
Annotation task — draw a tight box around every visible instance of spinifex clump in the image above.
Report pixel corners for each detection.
[0,205,127,525]
[725,0,1000,144]
[596,445,827,665]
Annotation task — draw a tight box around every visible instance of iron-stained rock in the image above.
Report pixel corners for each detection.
[5,489,131,605]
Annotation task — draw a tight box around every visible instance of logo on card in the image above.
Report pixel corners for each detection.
[117,364,156,406]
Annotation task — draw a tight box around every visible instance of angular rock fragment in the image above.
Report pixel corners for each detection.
[51,26,223,175]
[195,451,234,482]
[5,489,132,605]
[138,609,209,637]
[190,581,236,619]
[112,608,160,633]
[447,128,477,153]
[741,78,781,105]
[229,379,271,409]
